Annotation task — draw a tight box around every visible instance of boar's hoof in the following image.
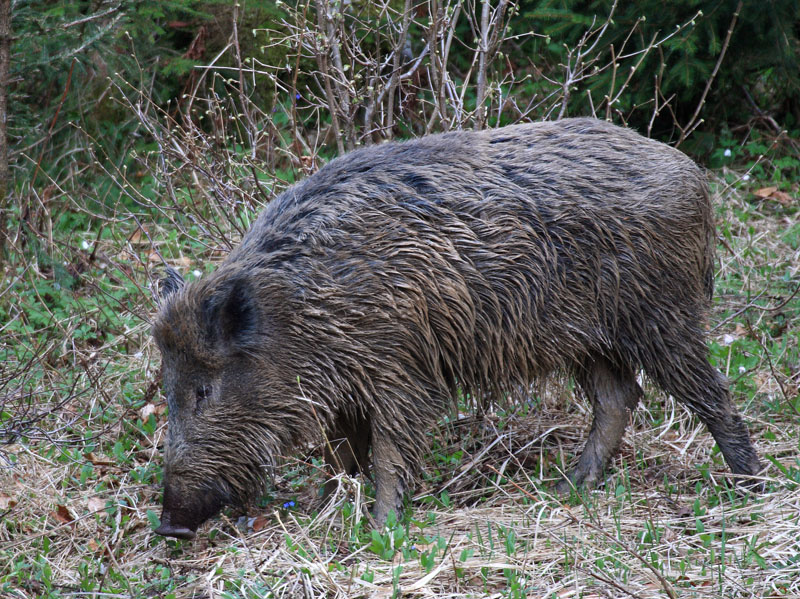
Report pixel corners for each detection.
[554,466,603,496]
[555,477,589,496]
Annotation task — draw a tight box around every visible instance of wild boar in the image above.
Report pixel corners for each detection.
[151,117,761,539]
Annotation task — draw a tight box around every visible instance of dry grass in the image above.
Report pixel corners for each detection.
[1,166,799,599]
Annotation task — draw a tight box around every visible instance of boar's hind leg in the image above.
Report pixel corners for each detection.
[556,355,643,494]
[370,426,410,528]
[323,415,371,498]
[645,337,762,481]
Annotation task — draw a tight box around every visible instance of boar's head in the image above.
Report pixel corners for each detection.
[150,267,298,539]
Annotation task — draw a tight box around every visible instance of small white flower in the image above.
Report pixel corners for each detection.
[722,334,736,346]
[193,270,202,278]
[723,148,732,157]
[738,366,746,374]
[742,174,750,181]
[81,240,90,250]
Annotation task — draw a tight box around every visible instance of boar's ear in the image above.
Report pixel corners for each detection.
[203,274,258,349]
[155,267,185,305]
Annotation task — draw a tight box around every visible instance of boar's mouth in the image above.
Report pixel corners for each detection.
[155,478,230,540]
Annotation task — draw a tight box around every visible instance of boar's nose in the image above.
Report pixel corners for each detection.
[154,477,227,540]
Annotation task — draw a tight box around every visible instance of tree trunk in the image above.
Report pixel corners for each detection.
[0,0,10,254]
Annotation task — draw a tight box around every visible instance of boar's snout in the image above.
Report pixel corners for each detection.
[155,476,228,540]
[155,513,198,540]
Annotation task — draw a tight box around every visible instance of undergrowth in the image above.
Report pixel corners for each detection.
[2,3,799,598]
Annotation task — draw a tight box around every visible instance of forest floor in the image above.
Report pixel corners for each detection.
[1,169,799,598]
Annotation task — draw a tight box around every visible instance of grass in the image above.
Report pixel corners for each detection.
[1,159,798,598]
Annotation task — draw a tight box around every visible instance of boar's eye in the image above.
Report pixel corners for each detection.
[195,384,212,411]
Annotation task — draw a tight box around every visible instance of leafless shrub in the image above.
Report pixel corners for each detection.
[104,1,717,262]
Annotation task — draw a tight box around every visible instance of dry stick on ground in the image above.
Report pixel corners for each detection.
[710,284,800,333]
[676,1,743,147]
[739,85,800,155]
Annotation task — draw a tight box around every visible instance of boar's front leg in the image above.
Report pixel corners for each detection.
[556,355,643,494]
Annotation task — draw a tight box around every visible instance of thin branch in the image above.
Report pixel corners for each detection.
[677,1,743,147]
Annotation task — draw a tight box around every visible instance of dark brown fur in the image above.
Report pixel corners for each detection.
[151,118,761,539]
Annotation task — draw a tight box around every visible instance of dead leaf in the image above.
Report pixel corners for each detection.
[299,155,317,174]
[139,403,156,420]
[771,190,793,206]
[87,496,106,513]
[174,256,192,269]
[42,185,56,203]
[0,492,17,510]
[52,504,74,524]
[753,187,795,206]
[252,515,270,532]
[129,228,145,244]
[754,186,777,198]
[139,402,166,421]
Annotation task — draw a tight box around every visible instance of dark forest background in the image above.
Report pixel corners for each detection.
[3,0,799,220]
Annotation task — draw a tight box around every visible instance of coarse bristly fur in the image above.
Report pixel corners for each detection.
[151,117,762,539]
